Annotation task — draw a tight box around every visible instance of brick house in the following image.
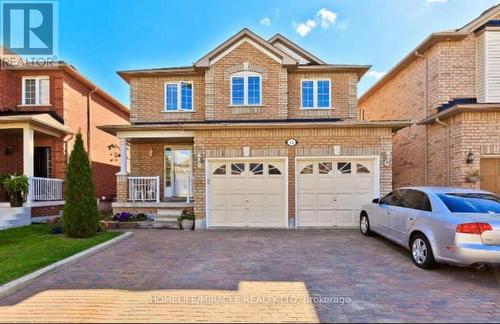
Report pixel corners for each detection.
[0,61,129,227]
[101,29,408,229]
[359,5,500,195]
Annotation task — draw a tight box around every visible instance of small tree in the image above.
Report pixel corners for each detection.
[63,132,98,238]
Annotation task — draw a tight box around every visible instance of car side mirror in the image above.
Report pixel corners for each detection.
[372,198,380,204]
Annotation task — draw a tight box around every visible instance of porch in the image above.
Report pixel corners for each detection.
[0,114,73,228]
[113,130,196,213]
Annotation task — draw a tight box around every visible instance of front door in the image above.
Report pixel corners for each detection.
[164,147,193,198]
[34,147,51,178]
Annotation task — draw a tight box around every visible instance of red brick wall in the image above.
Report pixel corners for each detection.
[31,204,63,217]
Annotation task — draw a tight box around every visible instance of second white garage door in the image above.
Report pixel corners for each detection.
[208,160,287,228]
[297,159,377,227]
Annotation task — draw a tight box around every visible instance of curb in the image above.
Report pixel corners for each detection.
[0,231,134,300]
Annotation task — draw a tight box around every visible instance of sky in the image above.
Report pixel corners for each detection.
[55,0,500,106]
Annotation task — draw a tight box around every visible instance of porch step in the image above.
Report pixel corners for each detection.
[0,207,31,230]
[153,209,181,229]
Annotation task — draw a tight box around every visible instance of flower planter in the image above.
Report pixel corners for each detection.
[9,193,24,207]
[181,219,194,231]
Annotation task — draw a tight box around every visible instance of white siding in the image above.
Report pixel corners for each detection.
[480,30,500,103]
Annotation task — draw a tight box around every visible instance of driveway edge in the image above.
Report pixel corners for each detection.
[0,231,133,300]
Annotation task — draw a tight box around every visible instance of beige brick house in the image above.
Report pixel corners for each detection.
[102,29,408,229]
[359,5,500,195]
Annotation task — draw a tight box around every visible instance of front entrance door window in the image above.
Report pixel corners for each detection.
[164,148,193,198]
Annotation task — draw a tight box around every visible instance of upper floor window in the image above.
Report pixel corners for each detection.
[22,76,49,106]
[230,72,262,106]
[164,81,194,111]
[301,79,331,109]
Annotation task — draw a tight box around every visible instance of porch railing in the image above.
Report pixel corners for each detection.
[29,177,64,201]
[128,176,160,202]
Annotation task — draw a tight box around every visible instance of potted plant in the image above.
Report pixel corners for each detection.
[465,170,480,184]
[2,174,29,207]
[178,209,195,231]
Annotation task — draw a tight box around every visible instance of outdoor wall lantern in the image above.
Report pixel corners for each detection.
[196,152,203,168]
[466,151,475,164]
[384,151,392,167]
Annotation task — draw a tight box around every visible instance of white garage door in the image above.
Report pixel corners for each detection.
[297,159,377,227]
[208,160,287,228]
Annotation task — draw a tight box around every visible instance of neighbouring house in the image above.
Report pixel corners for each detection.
[0,61,129,228]
[359,5,500,195]
[101,28,409,229]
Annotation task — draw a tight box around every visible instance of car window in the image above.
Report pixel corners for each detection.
[399,189,432,212]
[380,191,401,206]
[437,193,500,214]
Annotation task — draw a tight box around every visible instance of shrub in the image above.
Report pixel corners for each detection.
[47,217,64,234]
[111,212,147,222]
[98,221,109,232]
[63,132,99,238]
[178,209,195,222]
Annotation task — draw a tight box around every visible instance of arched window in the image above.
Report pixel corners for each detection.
[300,164,314,175]
[356,163,370,174]
[213,164,226,175]
[230,71,262,106]
[268,164,282,175]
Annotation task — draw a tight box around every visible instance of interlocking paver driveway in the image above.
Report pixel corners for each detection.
[0,229,499,323]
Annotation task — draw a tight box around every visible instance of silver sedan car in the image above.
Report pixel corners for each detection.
[359,187,500,269]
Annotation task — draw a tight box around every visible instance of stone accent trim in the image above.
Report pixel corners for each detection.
[296,146,380,157]
[204,69,215,119]
[277,67,288,118]
[481,145,500,155]
[298,109,336,118]
[162,111,196,121]
[227,106,263,114]
[223,63,269,80]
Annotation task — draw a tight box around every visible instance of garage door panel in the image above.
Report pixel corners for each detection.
[298,193,315,208]
[211,194,227,208]
[211,179,228,192]
[210,209,227,225]
[318,210,336,226]
[298,210,317,226]
[336,210,356,227]
[317,193,335,209]
[228,195,247,207]
[298,158,377,228]
[209,160,286,228]
[299,178,315,191]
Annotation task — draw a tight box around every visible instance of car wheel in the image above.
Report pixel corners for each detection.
[360,213,373,236]
[410,233,436,270]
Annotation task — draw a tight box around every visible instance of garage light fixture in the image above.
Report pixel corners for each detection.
[466,151,475,164]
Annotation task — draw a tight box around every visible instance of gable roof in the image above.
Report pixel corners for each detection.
[268,34,325,65]
[194,28,298,67]
[359,5,500,105]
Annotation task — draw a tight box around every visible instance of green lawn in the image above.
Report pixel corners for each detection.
[0,225,121,285]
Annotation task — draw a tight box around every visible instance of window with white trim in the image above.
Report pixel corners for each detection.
[230,72,262,106]
[301,79,331,109]
[164,81,194,111]
[22,76,50,105]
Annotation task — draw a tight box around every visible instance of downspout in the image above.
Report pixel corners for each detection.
[415,51,429,185]
[435,117,451,186]
[87,88,97,161]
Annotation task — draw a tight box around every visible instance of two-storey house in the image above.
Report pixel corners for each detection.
[359,5,500,195]
[0,61,129,228]
[102,29,408,229]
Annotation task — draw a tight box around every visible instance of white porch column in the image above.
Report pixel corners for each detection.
[118,138,128,175]
[23,127,34,177]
